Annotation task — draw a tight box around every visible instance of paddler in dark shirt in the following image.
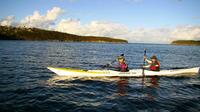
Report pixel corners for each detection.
[143,55,160,71]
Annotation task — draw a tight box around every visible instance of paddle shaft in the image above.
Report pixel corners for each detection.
[142,49,147,76]
[102,59,116,68]
[102,54,124,69]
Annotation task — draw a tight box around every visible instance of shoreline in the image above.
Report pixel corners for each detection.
[0,26,128,44]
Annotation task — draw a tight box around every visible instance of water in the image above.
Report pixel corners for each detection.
[0,40,200,112]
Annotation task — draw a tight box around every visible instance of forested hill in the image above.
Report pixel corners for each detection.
[171,40,200,46]
[0,26,128,43]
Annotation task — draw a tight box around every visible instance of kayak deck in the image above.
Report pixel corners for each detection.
[47,67,199,77]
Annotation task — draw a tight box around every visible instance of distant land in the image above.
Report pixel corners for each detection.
[0,26,128,43]
[171,40,200,46]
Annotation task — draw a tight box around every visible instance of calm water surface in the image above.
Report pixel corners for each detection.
[0,41,200,112]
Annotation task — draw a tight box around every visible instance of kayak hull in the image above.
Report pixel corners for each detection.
[47,67,199,77]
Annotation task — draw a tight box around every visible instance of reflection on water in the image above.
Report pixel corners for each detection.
[145,77,160,101]
[117,76,160,98]
[47,75,160,99]
[118,78,129,96]
[147,76,160,88]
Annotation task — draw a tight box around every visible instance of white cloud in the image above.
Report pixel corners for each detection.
[0,16,15,26]
[1,7,200,43]
[55,19,130,39]
[86,21,130,37]
[46,7,64,20]
[19,7,64,29]
[171,25,200,40]
[127,27,173,43]
[55,19,200,43]
[56,19,82,34]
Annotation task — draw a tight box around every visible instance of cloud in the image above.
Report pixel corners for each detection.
[55,19,130,39]
[127,27,173,43]
[55,19,200,43]
[1,7,199,43]
[171,25,200,40]
[0,16,15,26]
[120,25,200,43]
[19,7,64,29]
[56,19,82,34]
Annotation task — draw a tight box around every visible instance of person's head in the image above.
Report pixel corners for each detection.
[151,55,158,63]
[118,56,125,63]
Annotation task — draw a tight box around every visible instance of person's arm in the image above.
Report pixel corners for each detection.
[143,65,150,68]
[113,63,121,71]
[144,56,152,64]
[155,62,160,67]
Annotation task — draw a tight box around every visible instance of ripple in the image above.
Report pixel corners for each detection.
[1,41,200,112]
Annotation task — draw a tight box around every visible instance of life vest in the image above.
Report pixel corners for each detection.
[119,62,129,72]
[150,62,160,71]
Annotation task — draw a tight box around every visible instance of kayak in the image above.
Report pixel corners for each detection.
[47,67,199,77]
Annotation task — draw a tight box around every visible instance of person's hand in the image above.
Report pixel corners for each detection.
[106,64,110,67]
[144,56,147,60]
[141,65,145,69]
[102,64,110,68]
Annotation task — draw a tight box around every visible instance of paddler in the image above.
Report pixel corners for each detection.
[143,55,160,71]
[116,54,129,72]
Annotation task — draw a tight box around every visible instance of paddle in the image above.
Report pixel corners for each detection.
[102,54,124,69]
[142,49,146,85]
[102,59,116,68]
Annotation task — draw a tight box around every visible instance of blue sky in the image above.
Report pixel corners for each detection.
[0,0,200,43]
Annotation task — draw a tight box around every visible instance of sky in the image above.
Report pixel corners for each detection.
[0,0,200,43]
